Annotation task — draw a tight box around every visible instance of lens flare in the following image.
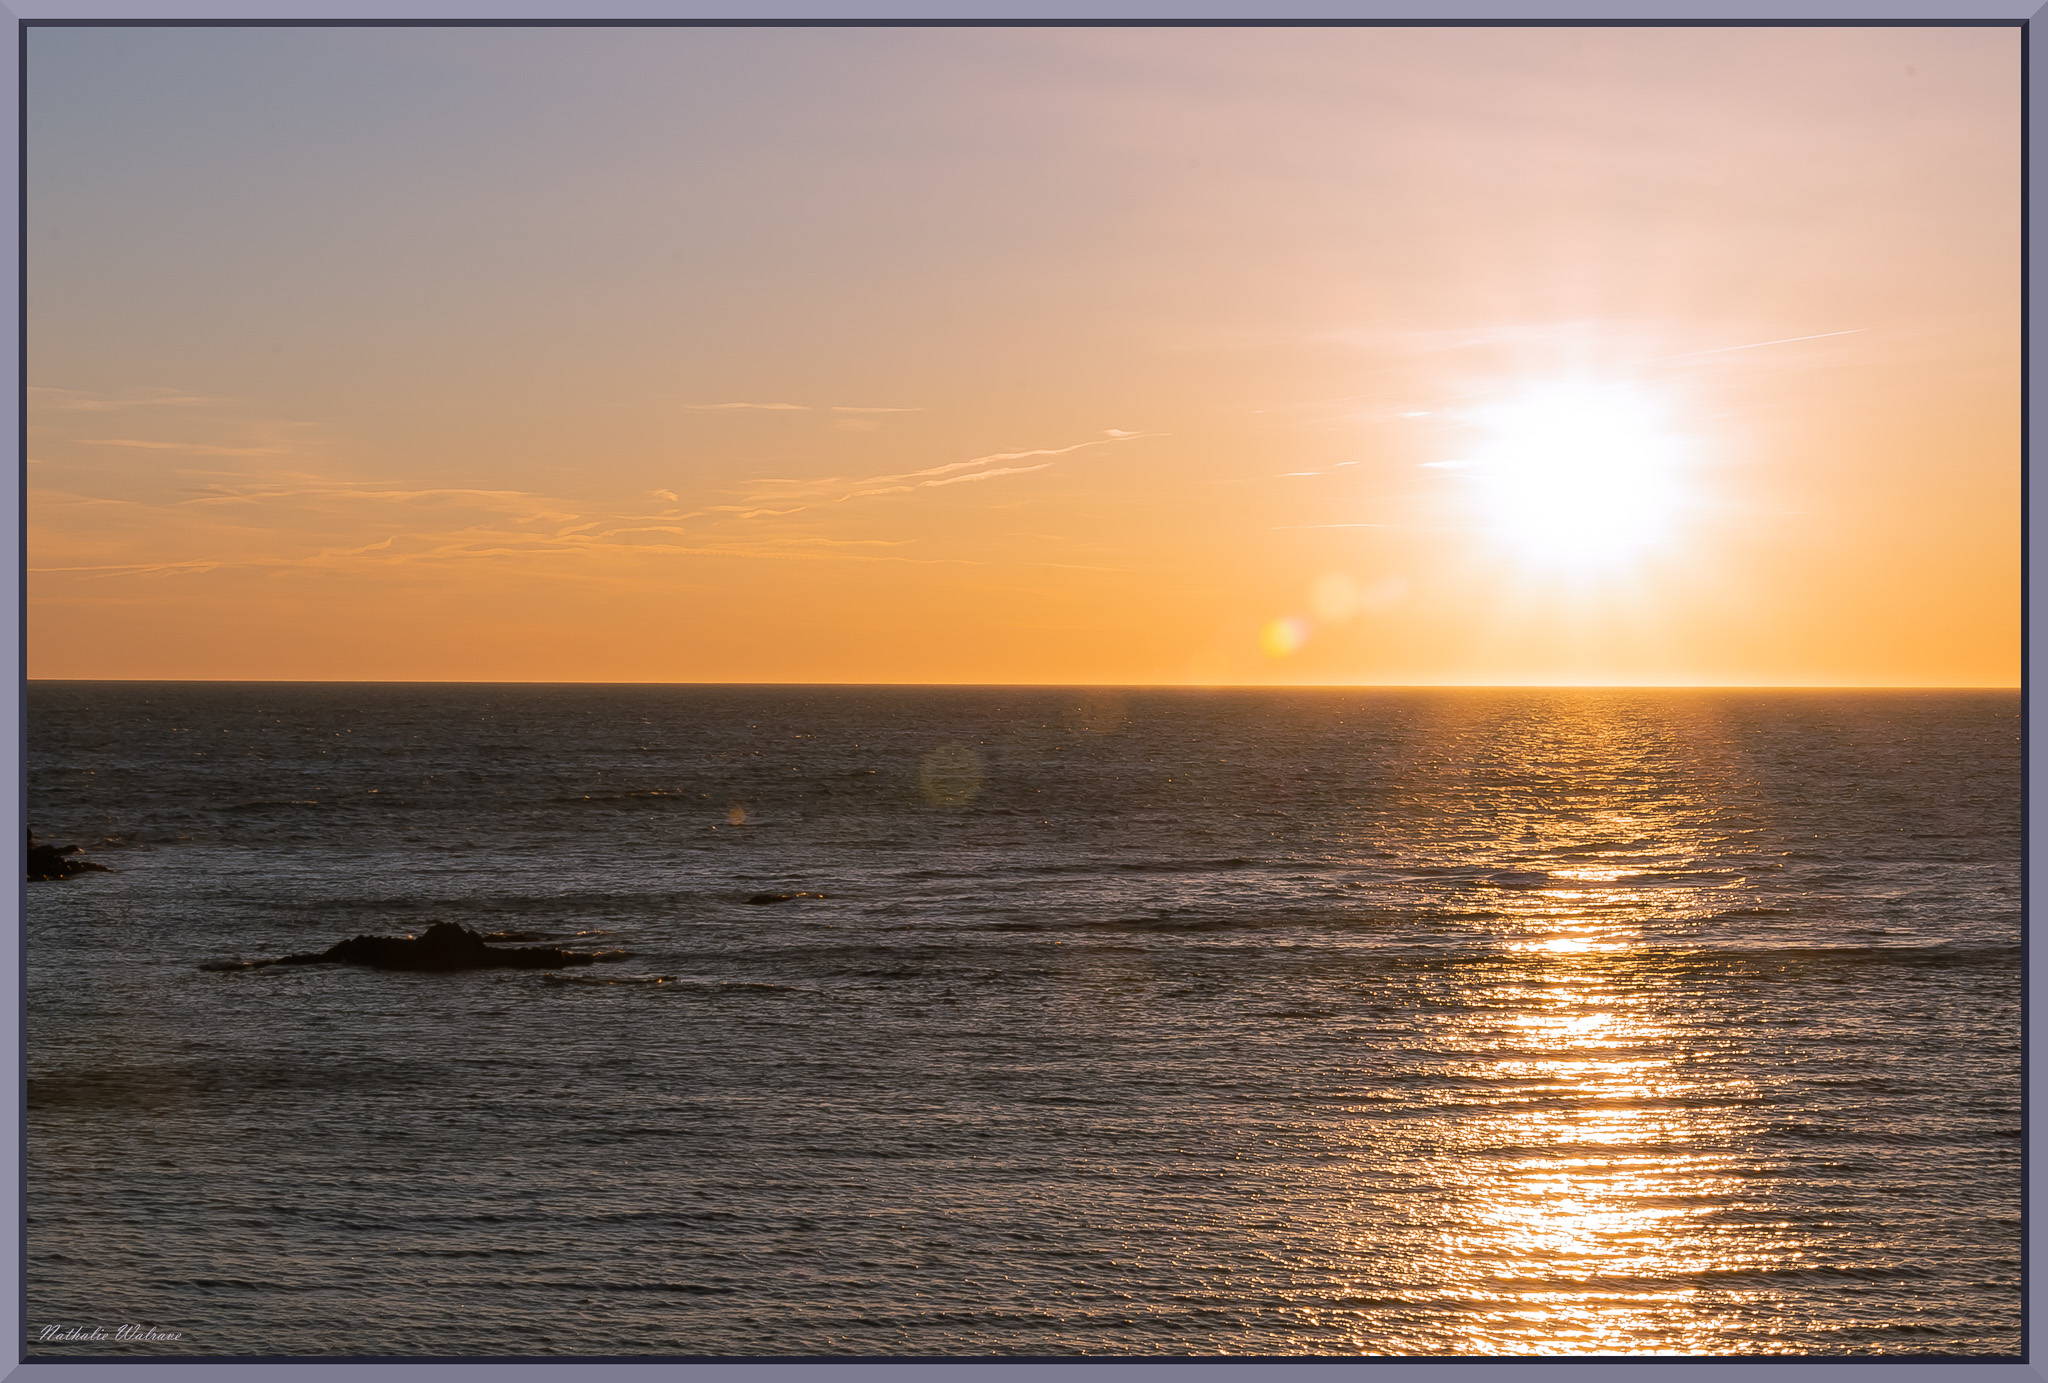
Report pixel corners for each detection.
[919,744,983,805]
[1262,616,1311,656]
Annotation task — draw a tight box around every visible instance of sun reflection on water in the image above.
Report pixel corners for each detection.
[1330,697,1807,1354]
[1422,964,1784,1355]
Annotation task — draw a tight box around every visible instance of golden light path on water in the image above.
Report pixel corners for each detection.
[1305,700,1805,1355]
[1437,939,1778,1356]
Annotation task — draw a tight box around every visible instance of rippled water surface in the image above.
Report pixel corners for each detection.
[24,684,2022,1356]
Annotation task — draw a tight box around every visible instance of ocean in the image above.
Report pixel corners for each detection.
[22,683,2022,1357]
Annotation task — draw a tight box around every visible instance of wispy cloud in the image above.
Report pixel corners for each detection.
[173,477,584,525]
[29,386,227,413]
[30,405,1161,587]
[34,388,337,488]
[30,458,1001,582]
[676,402,924,413]
[742,431,1161,511]
[81,438,288,457]
[922,462,1054,488]
[1666,328,1864,360]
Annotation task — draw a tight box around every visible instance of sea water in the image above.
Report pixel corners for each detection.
[22,684,2022,1356]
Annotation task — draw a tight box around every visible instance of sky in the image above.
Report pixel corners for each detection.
[25,25,2018,686]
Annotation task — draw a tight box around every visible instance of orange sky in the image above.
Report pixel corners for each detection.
[27,26,2018,685]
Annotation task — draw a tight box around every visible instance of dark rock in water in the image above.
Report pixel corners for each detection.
[204,921,609,973]
[745,892,828,905]
[27,831,109,882]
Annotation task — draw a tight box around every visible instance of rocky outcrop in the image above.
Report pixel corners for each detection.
[27,832,109,882]
[203,921,614,973]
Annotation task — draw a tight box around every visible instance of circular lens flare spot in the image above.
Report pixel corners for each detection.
[1262,616,1311,656]
[919,744,983,805]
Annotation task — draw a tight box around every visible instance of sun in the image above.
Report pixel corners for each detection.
[1449,382,1692,567]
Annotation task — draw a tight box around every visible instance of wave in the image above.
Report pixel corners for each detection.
[1082,915,1255,933]
[28,1056,443,1107]
[513,1279,740,1295]
[1483,868,1741,890]
[1114,857,1259,873]
[551,790,696,805]
[893,858,1263,881]
[1672,941,2018,964]
[1465,1262,1943,1294]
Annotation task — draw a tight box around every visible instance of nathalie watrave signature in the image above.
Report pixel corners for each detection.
[37,1324,184,1342]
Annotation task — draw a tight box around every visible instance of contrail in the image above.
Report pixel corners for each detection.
[1673,329,1864,359]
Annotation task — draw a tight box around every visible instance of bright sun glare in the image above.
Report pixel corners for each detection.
[1454,383,1691,567]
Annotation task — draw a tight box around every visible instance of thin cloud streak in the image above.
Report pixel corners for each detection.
[30,452,1097,583]
[680,402,810,411]
[31,418,1148,594]
[1668,328,1865,359]
[678,402,924,412]
[922,462,1054,488]
[747,431,1162,506]
[29,386,228,412]
[82,439,287,457]
[36,427,1146,587]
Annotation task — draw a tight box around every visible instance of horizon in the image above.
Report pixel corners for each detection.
[23,677,2019,690]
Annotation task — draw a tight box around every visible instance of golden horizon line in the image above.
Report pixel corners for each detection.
[18,678,2023,691]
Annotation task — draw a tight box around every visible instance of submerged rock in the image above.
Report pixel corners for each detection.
[204,921,612,973]
[745,891,828,905]
[27,831,109,883]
